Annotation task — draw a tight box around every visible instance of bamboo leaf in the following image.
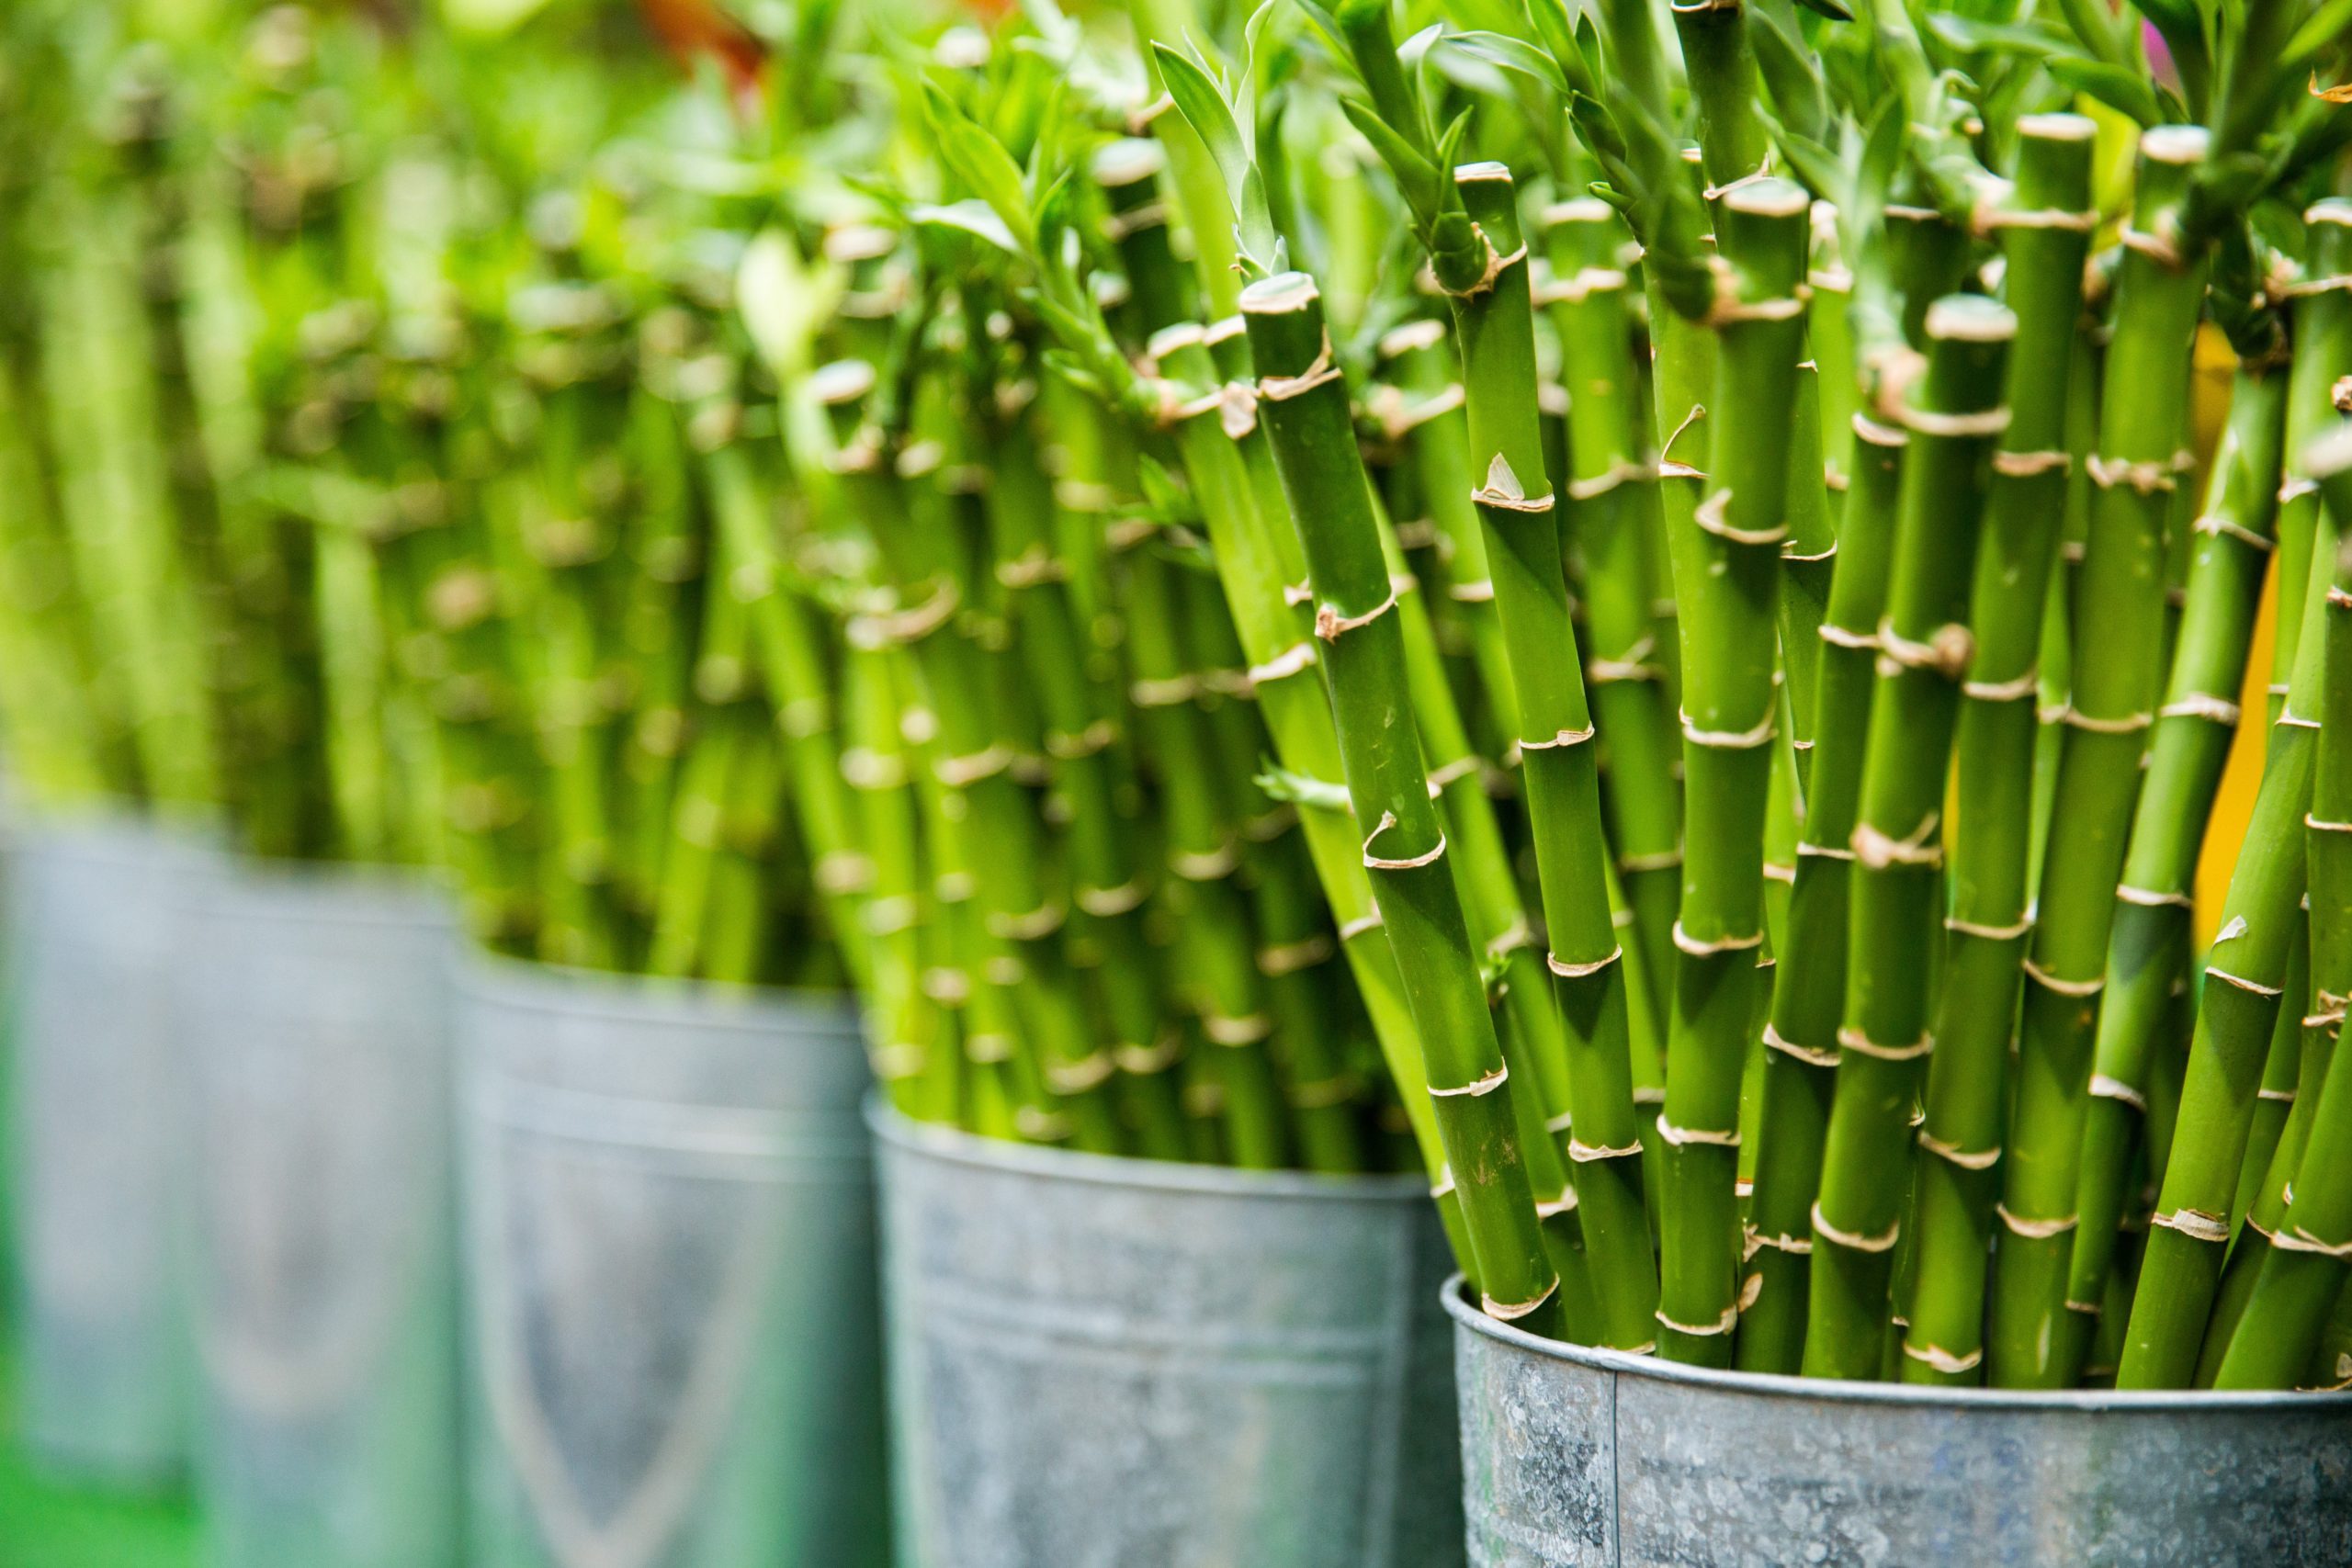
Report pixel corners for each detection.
[1255,762,1354,814]
[1444,30,1572,98]
[1154,43,1255,212]
[1340,94,1442,219]
[1789,0,1852,20]
[908,199,1023,257]
[1923,13,2069,57]
[921,83,1036,250]
[2044,56,2167,127]
[1748,6,1826,141]
[2286,0,2352,68]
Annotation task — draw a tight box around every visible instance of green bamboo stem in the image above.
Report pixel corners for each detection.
[1736,416,1905,1373]
[813,358,1122,1153]
[2265,202,2352,723]
[2207,434,2352,1388]
[1988,127,2213,1387]
[1241,270,1564,1335]
[1654,179,1810,1368]
[1804,295,2015,1381]
[1900,116,2100,1386]
[2115,510,2330,1387]
[2065,357,2292,1340]
[1540,197,1683,1038]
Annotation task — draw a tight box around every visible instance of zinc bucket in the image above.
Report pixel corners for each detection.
[457,955,888,1568]
[874,1106,1464,1568]
[1448,1280,2352,1566]
[6,813,213,1484]
[175,859,461,1567]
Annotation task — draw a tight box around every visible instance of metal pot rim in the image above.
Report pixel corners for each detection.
[869,1099,1431,1202]
[5,807,222,863]
[457,947,857,1033]
[1442,1274,2352,1412]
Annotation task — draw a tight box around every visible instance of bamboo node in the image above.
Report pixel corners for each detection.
[2085,453,2178,494]
[1901,1340,1984,1375]
[2057,705,2152,736]
[1853,817,1943,871]
[2118,224,2186,270]
[1680,710,1776,750]
[1917,1129,2000,1169]
[1129,672,1204,708]
[1568,1134,1644,1163]
[1315,590,1398,641]
[2150,1207,2231,1245]
[1879,619,1975,679]
[2021,959,2102,997]
[1114,1033,1184,1075]
[1691,486,1789,546]
[1046,1052,1116,1094]
[1567,459,1648,501]
[1996,1204,2076,1239]
[1076,879,1148,918]
[1761,1023,1839,1068]
[1448,579,1497,604]
[1817,622,1882,651]
[1963,670,2038,703]
[2258,1085,2297,1103]
[2159,693,2242,724]
[1363,813,1448,872]
[1673,921,1765,957]
[1737,1270,1764,1311]
[1836,1026,1933,1063]
[1747,1227,1814,1257]
[1796,841,1857,866]
[2307,813,2352,834]
[2087,1074,2149,1111]
[1851,412,1910,448]
[1168,841,1239,883]
[1430,1064,1509,1099]
[1430,1170,1456,1200]
[1013,1107,1073,1142]
[1813,1202,1901,1252]
[1249,640,1318,686]
[1484,1278,1561,1322]
[1471,453,1556,514]
[2192,512,2275,552]
[1993,447,2071,478]
[935,743,1013,788]
[1901,403,2012,439]
[1521,723,1597,752]
[1258,328,1342,402]
[1047,720,1118,760]
[1257,934,1334,976]
[1339,908,1385,942]
[1619,847,1684,874]
[2279,476,2321,504]
[1764,861,1796,885]
[1655,1304,1740,1337]
[2114,885,2193,909]
[1427,754,1486,795]
[2205,964,2285,998]
[2268,1226,2352,1259]
[1546,945,1622,980]
[1535,266,1629,307]
[1656,1113,1740,1148]
[1978,204,2098,234]
[1705,288,1810,328]
[869,1043,927,1081]
[1946,912,2030,941]
[1440,224,1527,300]
[1289,1074,1360,1111]
[1203,1010,1273,1046]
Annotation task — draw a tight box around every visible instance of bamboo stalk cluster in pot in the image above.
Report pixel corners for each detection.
[6,0,2352,1390]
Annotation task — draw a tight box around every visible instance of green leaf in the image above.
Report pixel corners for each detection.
[1444,30,1571,98]
[1255,762,1353,813]
[908,200,1023,257]
[2044,56,2165,127]
[1789,0,1852,20]
[1340,94,1442,219]
[921,83,1037,251]
[1923,13,2068,57]
[735,228,842,379]
[2285,0,2352,67]
[1748,6,1826,140]
[1154,43,1255,216]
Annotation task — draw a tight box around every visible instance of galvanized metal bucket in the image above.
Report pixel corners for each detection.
[6,813,215,1485]
[1448,1280,2352,1566]
[175,860,461,1568]
[875,1108,1464,1568]
[458,956,888,1568]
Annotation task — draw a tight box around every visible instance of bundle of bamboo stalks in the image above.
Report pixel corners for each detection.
[6,0,2352,1394]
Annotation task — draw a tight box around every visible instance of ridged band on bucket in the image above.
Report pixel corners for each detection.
[458,956,887,1568]
[6,815,217,1484]
[177,861,461,1568]
[1447,1279,2352,1566]
[875,1107,1464,1568]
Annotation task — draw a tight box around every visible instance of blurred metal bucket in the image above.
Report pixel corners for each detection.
[1449,1280,2352,1566]
[458,956,888,1568]
[875,1109,1464,1568]
[6,814,214,1485]
[176,860,461,1567]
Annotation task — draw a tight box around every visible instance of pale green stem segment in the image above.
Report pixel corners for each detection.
[2266,202,2352,723]
[2209,438,2352,1389]
[1655,180,1810,1367]
[1989,127,2214,1387]
[1904,117,2100,1386]
[1804,295,2015,1381]
[1241,270,1564,1336]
